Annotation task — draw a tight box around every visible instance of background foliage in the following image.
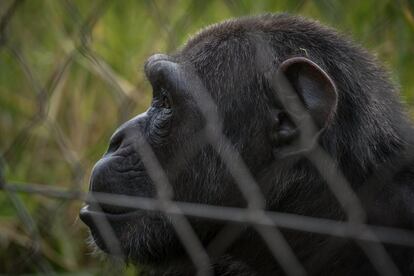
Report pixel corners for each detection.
[0,0,413,274]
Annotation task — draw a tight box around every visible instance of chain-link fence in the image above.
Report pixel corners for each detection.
[1,0,414,275]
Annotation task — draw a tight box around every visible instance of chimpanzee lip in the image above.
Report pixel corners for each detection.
[79,205,139,225]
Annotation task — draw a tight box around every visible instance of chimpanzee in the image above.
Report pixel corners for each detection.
[80,14,414,275]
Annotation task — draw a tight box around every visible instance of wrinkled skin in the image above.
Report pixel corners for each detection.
[80,14,414,275]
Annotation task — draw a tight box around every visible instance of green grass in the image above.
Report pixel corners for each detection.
[0,0,413,274]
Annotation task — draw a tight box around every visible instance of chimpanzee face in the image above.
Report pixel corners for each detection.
[79,53,271,263]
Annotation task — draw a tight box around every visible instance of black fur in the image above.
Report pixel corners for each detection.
[80,14,414,275]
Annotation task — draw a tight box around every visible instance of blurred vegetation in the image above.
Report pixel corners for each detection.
[0,0,413,274]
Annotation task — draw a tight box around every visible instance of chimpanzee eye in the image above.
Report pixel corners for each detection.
[162,94,171,109]
[160,88,171,109]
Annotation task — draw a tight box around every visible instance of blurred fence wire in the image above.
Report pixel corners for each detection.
[1,0,414,275]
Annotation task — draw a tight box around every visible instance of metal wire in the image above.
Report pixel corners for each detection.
[1,0,413,275]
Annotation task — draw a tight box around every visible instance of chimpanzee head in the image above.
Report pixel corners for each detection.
[80,14,406,271]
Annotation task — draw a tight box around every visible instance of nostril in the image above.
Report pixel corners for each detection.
[107,131,124,153]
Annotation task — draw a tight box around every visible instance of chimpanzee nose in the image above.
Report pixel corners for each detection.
[107,129,125,154]
[105,112,148,155]
[106,120,134,154]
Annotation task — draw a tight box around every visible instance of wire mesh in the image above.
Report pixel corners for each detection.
[1,0,414,275]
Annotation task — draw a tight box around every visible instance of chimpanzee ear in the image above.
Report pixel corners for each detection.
[278,57,338,129]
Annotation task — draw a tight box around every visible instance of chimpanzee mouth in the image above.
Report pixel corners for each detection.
[79,204,141,225]
[92,201,137,214]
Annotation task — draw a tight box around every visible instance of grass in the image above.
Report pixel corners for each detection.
[0,0,413,274]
